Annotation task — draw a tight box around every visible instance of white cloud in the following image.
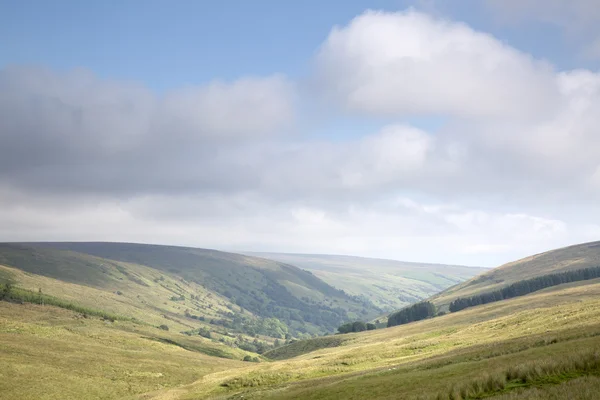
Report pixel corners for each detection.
[0,190,590,267]
[0,66,295,195]
[340,125,433,188]
[316,10,560,119]
[2,10,600,267]
[160,75,293,138]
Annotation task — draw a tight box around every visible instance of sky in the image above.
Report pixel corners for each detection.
[1,0,600,267]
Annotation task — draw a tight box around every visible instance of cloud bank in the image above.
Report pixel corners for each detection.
[2,10,600,266]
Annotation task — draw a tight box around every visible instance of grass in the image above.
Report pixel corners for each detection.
[436,349,600,399]
[0,261,233,334]
[1,280,599,399]
[0,262,266,360]
[137,279,600,400]
[263,336,347,360]
[4,242,600,399]
[2,242,382,335]
[486,376,600,399]
[2,283,133,322]
[0,302,246,400]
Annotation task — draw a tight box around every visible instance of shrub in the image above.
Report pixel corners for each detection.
[198,328,212,339]
[159,324,169,331]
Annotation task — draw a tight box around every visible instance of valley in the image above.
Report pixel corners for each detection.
[247,252,486,311]
[2,4,596,400]
[1,241,600,399]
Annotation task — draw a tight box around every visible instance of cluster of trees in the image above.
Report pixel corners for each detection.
[208,314,290,338]
[387,301,436,327]
[450,265,600,313]
[237,338,272,354]
[337,321,376,334]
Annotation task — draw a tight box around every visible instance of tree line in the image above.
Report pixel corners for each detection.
[337,321,376,334]
[449,265,600,313]
[0,282,131,322]
[387,301,436,327]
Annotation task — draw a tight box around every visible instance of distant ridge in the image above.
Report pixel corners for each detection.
[245,252,486,311]
[431,240,600,309]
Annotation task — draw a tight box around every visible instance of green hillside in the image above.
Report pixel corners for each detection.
[0,301,246,400]
[431,240,600,309]
[248,252,486,310]
[0,243,380,336]
[143,275,600,400]
[3,241,600,399]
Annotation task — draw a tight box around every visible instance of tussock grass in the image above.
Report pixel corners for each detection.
[221,371,297,389]
[487,376,600,399]
[0,302,247,400]
[436,350,600,399]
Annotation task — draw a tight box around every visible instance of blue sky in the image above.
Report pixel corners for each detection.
[2,0,591,138]
[1,1,600,266]
[2,0,596,89]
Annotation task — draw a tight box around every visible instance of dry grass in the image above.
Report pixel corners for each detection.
[4,255,600,399]
[0,302,248,400]
[436,350,600,400]
[486,376,600,399]
[136,280,600,399]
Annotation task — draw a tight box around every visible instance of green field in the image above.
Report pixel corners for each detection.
[145,279,600,399]
[2,241,600,399]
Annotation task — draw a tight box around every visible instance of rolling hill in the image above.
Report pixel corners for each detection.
[247,252,487,310]
[2,241,600,399]
[137,269,600,400]
[431,240,600,309]
[0,242,380,336]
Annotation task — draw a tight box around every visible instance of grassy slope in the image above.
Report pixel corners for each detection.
[4,243,600,399]
[248,252,487,310]
[139,278,600,400]
[0,244,243,335]
[1,243,380,334]
[0,262,240,342]
[0,302,246,400]
[431,240,600,309]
